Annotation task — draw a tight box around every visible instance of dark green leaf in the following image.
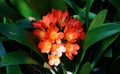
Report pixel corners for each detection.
[85,0,94,12]
[0,0,23,21]
[0,36,10,41]
[0,42,6,58]
[26,0,49,17]
[83,23,120,51]
[49,0,66,11]
[65,0,96,20]
[73,15,85,23]
[15,19,32,29]
[91,34,118,68]
[10,0,40,19]
[85,0,94,29]
[88,9,107,30]
[0,23,32,47]
[79,62,91,74]
[109,0,120,11]
[103,48,112,57]
[0,51,40,67]
[0,23,45,61]
[6,65,22,74]
[3,17,13,23]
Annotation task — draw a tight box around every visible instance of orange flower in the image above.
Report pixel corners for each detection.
[64,28,79,43]
[51,44,66,57]
[33,29,46,41]
[65,43,80,60]
[48,55,60,66]
[33,9,85,66]
[38,40,52,53]
[47,27,64,43]
[33,20,46,30]
[52,9,68,29]
[42,13,57,28]
[64,17,85,40]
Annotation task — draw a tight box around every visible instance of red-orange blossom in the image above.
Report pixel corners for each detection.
[33,9,85,66]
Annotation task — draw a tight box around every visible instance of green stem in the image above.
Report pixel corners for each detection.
[73,50,86,74]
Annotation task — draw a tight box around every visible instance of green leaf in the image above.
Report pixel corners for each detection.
[83,23,120,51]
[73,15,85,23]
[85,0,94,29]
[0,42,6,58]
[65,0,96,20]
[0,0,23,21]
[91,34,119,68]
[0,23,32,47]
[109,0,120,11]
[49,0,66,11]
[0,36,10,41]
[10,0,40,19]
[103,48,112,57]
[79,62,91,74]
[85,0,94,12]
[88,9,107,30]
[15,19,32,29]
[0,23,45,61]
[6,65,22,74]
[26,0,49,17]
[0,51,40,67]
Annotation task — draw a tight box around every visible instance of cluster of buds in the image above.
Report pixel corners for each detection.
[33,9,85,66]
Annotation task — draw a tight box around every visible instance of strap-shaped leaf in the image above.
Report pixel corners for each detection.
[0,51,40,67]
[109,0,120,11]
[26,0,49,17]
[15,19,32,29]
[6,65,22,74]
[0,0,23,21]
[88,9,107,30]
[65,0,96,20]
[83,23,120,51]
[49,0,66,11]
[0,42,6,58]
[85,0,94,28]
[79,62,91,74]
[10,0,40,19]
[91,34,119,68]
[0,23,45,61]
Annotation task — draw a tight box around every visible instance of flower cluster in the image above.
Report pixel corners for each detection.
[33,9,85,66]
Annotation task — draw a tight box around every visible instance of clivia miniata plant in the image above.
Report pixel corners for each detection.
[0,0,120,74]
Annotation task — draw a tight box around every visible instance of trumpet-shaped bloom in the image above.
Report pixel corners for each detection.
[65,43,80,60]
[64,28,79,43]
[51,44,66,57]
[33,29,46,41]
[33,20,46,30]
[48,55,60,66]
[52,9,68,28]
[38,40,52,53]
[47,27,64,43]
[42,13,57,28]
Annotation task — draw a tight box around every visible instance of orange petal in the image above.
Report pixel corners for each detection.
[33,29,46,38]
[73,44,80,50]
[38,40,51,53]
[48,55,60,66]
[57,32,64,39]
[65,52,73,60]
